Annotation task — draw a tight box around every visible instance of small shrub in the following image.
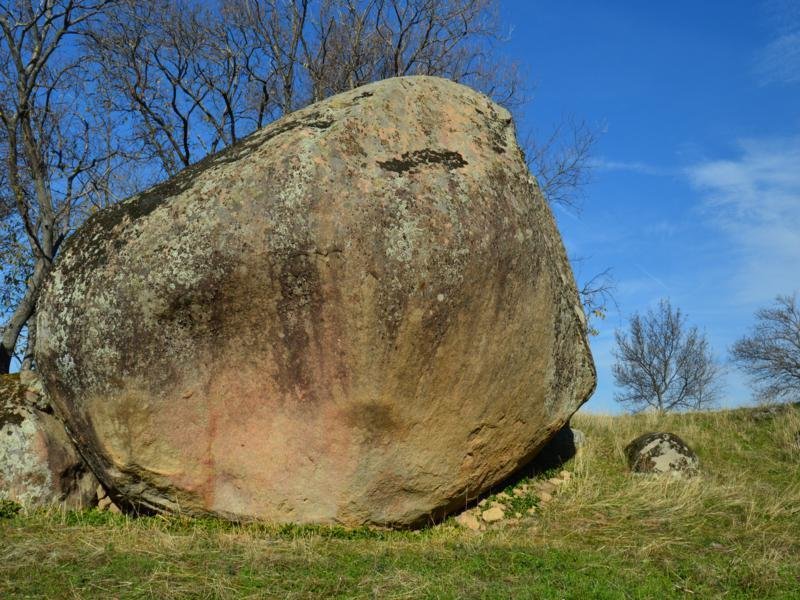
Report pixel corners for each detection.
[0,498,22,519]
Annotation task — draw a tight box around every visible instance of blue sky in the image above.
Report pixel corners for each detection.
[500,1,800,412]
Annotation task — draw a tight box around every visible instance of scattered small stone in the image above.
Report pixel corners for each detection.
[455,512,482,531]
[108,502,122,514]
[512,486,529,497]
[478,498,488,507]
[559,470,571,480]
[496,492,511,501]
[98,496,112,511]
[96,485,107,501]
[537,491,553,503]
[548,477,564,486]
[709,542,727,552]
[527,507,537,516]
[481,506,505,522]
[535,481,557,494]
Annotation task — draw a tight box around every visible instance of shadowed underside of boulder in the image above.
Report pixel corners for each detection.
[36,76,595,527]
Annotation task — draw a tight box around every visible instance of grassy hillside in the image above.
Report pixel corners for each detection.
[2,405,799,599]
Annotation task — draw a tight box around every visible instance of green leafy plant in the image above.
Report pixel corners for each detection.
[0,498,21,519]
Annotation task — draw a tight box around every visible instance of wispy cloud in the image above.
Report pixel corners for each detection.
[590,158,673,177]
[754,0,800,85]
[686,136,800,303]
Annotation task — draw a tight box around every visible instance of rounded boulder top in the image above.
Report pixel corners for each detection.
[36,76,596,527]
[625,432,699,476]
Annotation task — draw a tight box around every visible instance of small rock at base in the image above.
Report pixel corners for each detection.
[559,470,571,480]
[535,481,557,494]
[481,506,505,522]
[537,491,553,503]
[455,512,482,531]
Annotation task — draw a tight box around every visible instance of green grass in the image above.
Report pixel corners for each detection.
[2,405,799,599]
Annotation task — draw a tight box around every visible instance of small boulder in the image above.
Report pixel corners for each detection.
[1,373,98,509]
[455,511,482,531]
[625,432,699,476]
[534,481,556,494]
[481,505,505,523]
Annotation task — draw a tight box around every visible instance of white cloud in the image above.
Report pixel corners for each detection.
[590,158,672,177]
[687,136,800,303]
[754,0,800,85]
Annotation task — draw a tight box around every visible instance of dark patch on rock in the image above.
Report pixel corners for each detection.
[345,402,399,444]
[378,148,468,174]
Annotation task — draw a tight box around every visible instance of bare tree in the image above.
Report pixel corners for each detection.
[87,0,530,181]
[523,118,597,211]
[0,0,117,373]
[731,294,800,404]
[612,299,722,413]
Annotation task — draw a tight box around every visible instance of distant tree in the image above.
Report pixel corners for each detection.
[612,299,722,412]
[731,294,800,404]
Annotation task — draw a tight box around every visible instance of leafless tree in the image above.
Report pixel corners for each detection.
[0,0,118,373]
[522,118,597,211]
[86,0,529,164]
[612,299,722,413]
[731,294,800,404]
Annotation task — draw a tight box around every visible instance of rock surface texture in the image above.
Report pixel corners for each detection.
[1,373,98,508]
[36,76,595,527]
[625,432,699,476]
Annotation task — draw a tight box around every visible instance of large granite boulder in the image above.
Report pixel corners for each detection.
[1,373,98,509]
[36,76,595,527]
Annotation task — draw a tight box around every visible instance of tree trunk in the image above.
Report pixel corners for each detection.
[0,258,49,374]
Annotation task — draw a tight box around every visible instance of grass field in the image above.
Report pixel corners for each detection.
[2,404,799,599]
